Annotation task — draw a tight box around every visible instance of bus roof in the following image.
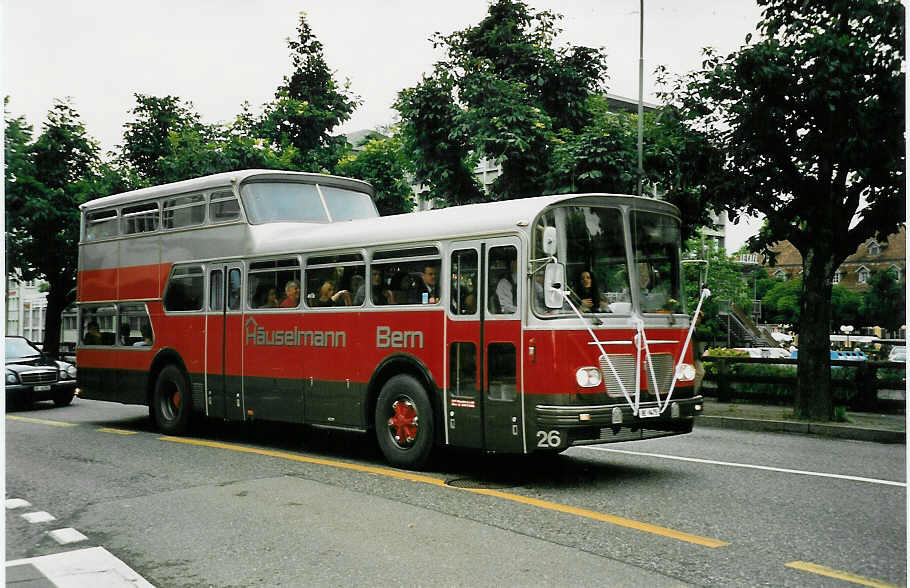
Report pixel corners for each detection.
[80,169,375,212]
[248,193,680,257]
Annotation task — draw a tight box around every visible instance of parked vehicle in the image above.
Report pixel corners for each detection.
[788,349,867,364]
[888,345,906,363]
[5,336,77,409]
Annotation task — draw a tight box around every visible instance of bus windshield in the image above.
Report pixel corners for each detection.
[534,206,631,315]
[240,181,377,224]
[631,211,682,314]
[534,205,682,316]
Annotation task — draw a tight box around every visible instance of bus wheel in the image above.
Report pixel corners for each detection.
[375,375,434,469]
[153,365,192,435]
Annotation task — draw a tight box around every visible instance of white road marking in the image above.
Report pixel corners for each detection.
[21,511,56,523]
[6,546,154,588]
[6,498,32,509]
[578,446,907,487]
[48,528,88,545]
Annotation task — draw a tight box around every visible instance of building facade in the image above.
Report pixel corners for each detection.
[761,226,906,290]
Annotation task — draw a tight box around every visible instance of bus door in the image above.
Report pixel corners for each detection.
[205,263,244,421]
[445,237,524,453]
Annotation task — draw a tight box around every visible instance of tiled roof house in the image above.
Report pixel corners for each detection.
[761,226,906,290]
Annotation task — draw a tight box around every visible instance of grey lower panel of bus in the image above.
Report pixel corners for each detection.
[78,367,369,429]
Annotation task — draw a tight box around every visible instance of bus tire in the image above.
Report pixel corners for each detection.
[152,364,192,435]
[375,375,434,469]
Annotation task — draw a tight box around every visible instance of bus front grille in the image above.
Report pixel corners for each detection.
[598,353,674,398]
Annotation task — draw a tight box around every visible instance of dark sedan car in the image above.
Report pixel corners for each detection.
[5,336,77,408]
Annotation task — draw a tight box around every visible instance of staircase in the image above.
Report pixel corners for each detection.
[718,304,777,347]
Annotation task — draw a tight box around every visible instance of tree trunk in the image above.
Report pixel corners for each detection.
[795,247,835,420]
[42,283,67,358]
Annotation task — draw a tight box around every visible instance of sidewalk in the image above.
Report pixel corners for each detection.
[698,397,906,443]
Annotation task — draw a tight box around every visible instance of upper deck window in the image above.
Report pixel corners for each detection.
[240,181,377,224]
[122,202,159,234]
[85,209,119,240]
[241,182,327,224]
[210,191,241,223]
[320,185,377,221]
[163,193,205,229]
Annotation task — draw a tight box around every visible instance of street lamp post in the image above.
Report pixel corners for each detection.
[637,0,644,197]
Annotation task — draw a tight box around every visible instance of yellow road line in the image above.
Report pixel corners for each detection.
[160,436,727,548]
[6,415,78,427]
[97,427,138,435]
[786,561,902,588]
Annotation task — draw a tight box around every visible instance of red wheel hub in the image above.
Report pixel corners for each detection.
[388,398,418,447]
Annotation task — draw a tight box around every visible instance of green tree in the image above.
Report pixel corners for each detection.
[255,12,359,172]
[665,0,905,419]
[862,269,905,332]
[335,132,414,215]
[762,278,802,326]
[5,99,123,354]
[683,238,750,342]
[395,0,607,204]
[120,94,204,183]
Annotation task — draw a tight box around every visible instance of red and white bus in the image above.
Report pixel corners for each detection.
[77,169,705,468]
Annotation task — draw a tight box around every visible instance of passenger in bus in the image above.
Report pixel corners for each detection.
[264,288,279,308]
[313,280,351,307]
[119,323,132,346]
[83,321,102,345]
[279,280,301,308]
[133,323,153,346]
[574,270,605,312]
[494,259,518,313]
[355,268,391,306]
[409,262,440,304]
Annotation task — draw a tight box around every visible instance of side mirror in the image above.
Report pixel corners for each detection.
[542,226,557,257]
[544,262,565,309]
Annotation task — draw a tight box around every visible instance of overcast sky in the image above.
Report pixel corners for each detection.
[4,0,765,248]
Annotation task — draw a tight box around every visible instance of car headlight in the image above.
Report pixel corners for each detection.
[66,365,77,379]
[6,371,18,384]
[675,363,697,382]
[575,367,603,388]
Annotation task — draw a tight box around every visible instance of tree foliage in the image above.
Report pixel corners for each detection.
[335,132,414,215]
[5,98,124,354]
[664,0,905,419]
[683,238,750,342]
[862,269,906,332]
[120,94,204,184]
[395,0,607,203]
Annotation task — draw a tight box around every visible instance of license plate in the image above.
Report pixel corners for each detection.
[639,407,660,418]
[34,385,51,392]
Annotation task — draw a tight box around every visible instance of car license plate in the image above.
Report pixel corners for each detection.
[34,385,51,392]
[639,407,660,418]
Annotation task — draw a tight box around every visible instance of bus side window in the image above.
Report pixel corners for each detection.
[488,246,518,315]
[210,269,224,311]
[450,249,478,315]
[488,343,517,401]
[164,266,204,312]
[210,191,240,222]
[80,304,117,346]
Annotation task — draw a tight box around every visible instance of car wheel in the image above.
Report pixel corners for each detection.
[152,364,192,435]
[375,375,435,470]
[53,391,74,407]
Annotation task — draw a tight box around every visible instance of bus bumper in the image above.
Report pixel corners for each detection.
[533,396,702,448]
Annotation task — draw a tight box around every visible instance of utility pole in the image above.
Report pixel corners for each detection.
[637,0,644,197]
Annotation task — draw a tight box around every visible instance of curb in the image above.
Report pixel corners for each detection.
[696,415,906,444]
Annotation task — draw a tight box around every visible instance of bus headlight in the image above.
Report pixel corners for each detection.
[575,367,602,388]
[675,363,696,382]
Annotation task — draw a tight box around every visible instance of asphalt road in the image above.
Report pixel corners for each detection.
[6,398,906,587]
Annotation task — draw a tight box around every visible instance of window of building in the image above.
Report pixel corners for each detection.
[248,259,301,309]
[832,271,841,284]
[857,266,871,284]
[773,269,787,279]
[867,242,881,256]
[888,265,902,281]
